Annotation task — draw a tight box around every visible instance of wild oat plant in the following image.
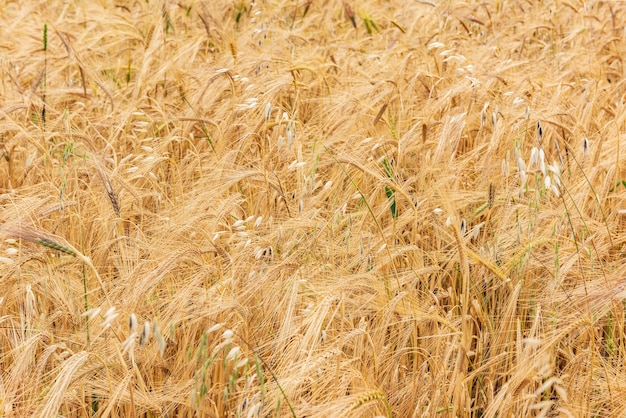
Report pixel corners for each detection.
[1,1,626,416]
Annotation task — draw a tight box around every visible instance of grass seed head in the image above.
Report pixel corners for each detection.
[140,321,151,345]
[129,313,138,332]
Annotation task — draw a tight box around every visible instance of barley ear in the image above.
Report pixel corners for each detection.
[349,391,391,418]
[97,169,120,216]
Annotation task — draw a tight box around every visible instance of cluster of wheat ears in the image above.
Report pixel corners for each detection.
[1,0,626,417]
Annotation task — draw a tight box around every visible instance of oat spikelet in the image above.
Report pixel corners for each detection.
[153,321,166,357]
[140,321,151,345]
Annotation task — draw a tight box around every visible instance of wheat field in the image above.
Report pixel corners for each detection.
[1,0,626,416]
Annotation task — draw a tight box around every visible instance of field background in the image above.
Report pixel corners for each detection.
[1,0,626,416]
